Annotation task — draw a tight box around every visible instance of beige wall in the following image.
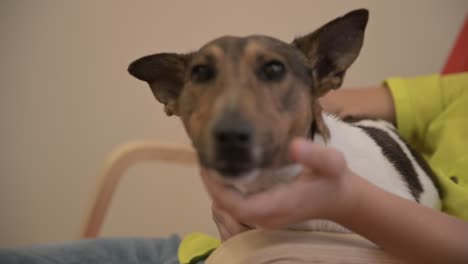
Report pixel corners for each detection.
[0,0,466,247]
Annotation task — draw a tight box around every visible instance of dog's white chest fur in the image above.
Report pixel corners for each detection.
[288,114,440,232]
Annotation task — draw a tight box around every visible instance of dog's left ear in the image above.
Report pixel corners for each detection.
[293,9,369,96]
[128,53,190,116]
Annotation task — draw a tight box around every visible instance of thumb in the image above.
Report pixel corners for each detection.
[290,138,346,176]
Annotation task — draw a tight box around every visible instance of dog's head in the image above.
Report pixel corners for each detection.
[128,9,368,192]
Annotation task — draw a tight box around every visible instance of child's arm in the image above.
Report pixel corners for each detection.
[320,86,396,124]
[201,139,468,264]
[340,168,468,264]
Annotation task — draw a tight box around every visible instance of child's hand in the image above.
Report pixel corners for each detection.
[201,138,361,229]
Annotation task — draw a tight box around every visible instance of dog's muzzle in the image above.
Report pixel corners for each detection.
[212,112,257,177]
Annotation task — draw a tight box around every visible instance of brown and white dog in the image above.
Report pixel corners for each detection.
[128,9,440,232]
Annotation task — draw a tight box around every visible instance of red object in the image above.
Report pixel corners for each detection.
[442,14,468,74]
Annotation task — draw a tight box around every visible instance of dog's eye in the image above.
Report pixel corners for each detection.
[191,64,215,83]
[259,60,286,82]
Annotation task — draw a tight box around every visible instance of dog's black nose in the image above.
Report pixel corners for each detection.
[214,114,252,148]
[213,113,254,177]
[214,124,251,148]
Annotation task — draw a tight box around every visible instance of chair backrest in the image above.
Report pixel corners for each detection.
[81,141,196,238]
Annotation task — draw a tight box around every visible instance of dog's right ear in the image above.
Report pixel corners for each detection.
[128,53,190,116]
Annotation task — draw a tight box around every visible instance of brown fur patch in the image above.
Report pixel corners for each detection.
[176,37,316,169]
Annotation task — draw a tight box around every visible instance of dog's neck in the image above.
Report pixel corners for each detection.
[309,112,331,142]
[309,120,318,139]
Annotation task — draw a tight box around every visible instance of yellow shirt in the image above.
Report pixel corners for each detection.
[386,72,468,221]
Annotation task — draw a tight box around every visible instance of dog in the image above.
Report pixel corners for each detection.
[127,9,441,232]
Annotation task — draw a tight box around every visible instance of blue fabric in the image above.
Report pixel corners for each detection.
[0,235,187,264]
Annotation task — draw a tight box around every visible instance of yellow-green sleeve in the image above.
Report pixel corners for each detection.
[385,72,468,221]
[384,73,467,144]
[178,232,220,264]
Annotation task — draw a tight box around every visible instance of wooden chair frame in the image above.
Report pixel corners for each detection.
[81,141,196,238]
